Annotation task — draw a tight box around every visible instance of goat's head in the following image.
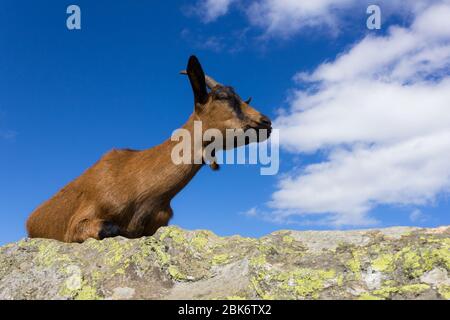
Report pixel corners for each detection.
[182,56,272,149]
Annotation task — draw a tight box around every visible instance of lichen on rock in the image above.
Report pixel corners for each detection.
[0,226,449,300]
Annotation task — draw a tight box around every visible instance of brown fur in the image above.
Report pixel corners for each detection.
[26,56,271,243]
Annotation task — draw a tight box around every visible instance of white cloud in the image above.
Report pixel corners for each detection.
[270,2,450,226]
[195,0,236,23]
[246,0,355,37]
[194,0,443,37]
[192,1,450,227]
[409,209,429,223]
[242,207,258,217]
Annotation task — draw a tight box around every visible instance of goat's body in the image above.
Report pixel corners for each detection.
[27,117,202,242]
[26,56,272,243]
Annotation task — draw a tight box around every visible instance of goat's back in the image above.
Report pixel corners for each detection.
[26,182,82,241]
[26,148,140,241]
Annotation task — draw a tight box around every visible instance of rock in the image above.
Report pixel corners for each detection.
[0,226,449,300]
[420,268,450,286]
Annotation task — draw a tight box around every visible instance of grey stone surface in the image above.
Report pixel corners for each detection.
[0,226,449,300]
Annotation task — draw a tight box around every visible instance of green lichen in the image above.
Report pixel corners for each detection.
[358,293,383,300]
[373,284,429,298]
[59,282,79,298]
[345,249,363,279]
[372,253,395,273]
[372,240,449,279]
[336,274,344,287]
[132,237,170,266]
[423,247,450,271]
[399,284,430,294]
[438,285,450,300]
[75,285,101,300]
[59,275,102,300]
[212,254,229,265]
[168,265,189,281]
[191,233,209,251]
[58,265,83,297]
[249,269,275,300]
[282,235,294,244]
[250,276,266,298]
[100,240,135,276]
[372,287,398,298]
[4,227,450,300]
[256,242,277,255]
[154,245,170,265]
[16,239,34,248]
[90,270,103,282]
[226,296,247,300]
[250,254,267,267]
[160,227,185,244]
[383,280,397,287]
[129,239,153,266]
[276,268,336,299]
[35,242,72,267]
[84,238,107,252]
[293,269,335,299]
[400,248,424,278]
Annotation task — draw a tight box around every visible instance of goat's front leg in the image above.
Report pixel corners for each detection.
[65,211,122,243]
[143,206,173,236]
[126,205,173,238]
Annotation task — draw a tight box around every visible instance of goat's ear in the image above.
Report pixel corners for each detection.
[186,56,208,108]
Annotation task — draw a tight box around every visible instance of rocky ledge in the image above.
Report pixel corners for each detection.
[0,226,449,300]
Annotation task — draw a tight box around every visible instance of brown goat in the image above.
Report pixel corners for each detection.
[26,56,272,243]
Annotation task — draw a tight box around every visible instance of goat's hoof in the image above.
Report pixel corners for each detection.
[98,221,121,240]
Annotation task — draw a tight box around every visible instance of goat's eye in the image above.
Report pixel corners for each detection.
[216,93,229,100]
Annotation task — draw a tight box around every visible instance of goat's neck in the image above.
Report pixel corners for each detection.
[141,114,205,199]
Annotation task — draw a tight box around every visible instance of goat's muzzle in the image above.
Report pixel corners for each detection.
[245,115,272,143]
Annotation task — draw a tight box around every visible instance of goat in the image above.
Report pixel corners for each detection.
[26,56,272,243]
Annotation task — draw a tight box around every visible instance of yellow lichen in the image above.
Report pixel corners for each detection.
[345,249,363,279]
[212,254,229,265]
[191,233,209,251]
[373,284,429,298]
[372,287,397,298]
[167,265,188,281]
[292,269,335,299]
[35,242,72,267]
[282,235,294,244]
[226,296,247,300]
[383,280,397,287]
[90,270,103,282]
[424,247,450,271]
[75,285,101,300]
[155,247,170,265]
[129,238,170,268]
[250,254,267,267]
[104,240,132,266]
[399,284,430,294]
[159,227,185,244]
[438,285,450,300]
[399,247,425,278]
[336,274,344,287]
[358,293,383,300]
[372,254,395,273]
[250,276,266,298]
[275,268,336,299]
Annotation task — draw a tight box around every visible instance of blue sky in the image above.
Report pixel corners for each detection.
[1,0,449,245]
